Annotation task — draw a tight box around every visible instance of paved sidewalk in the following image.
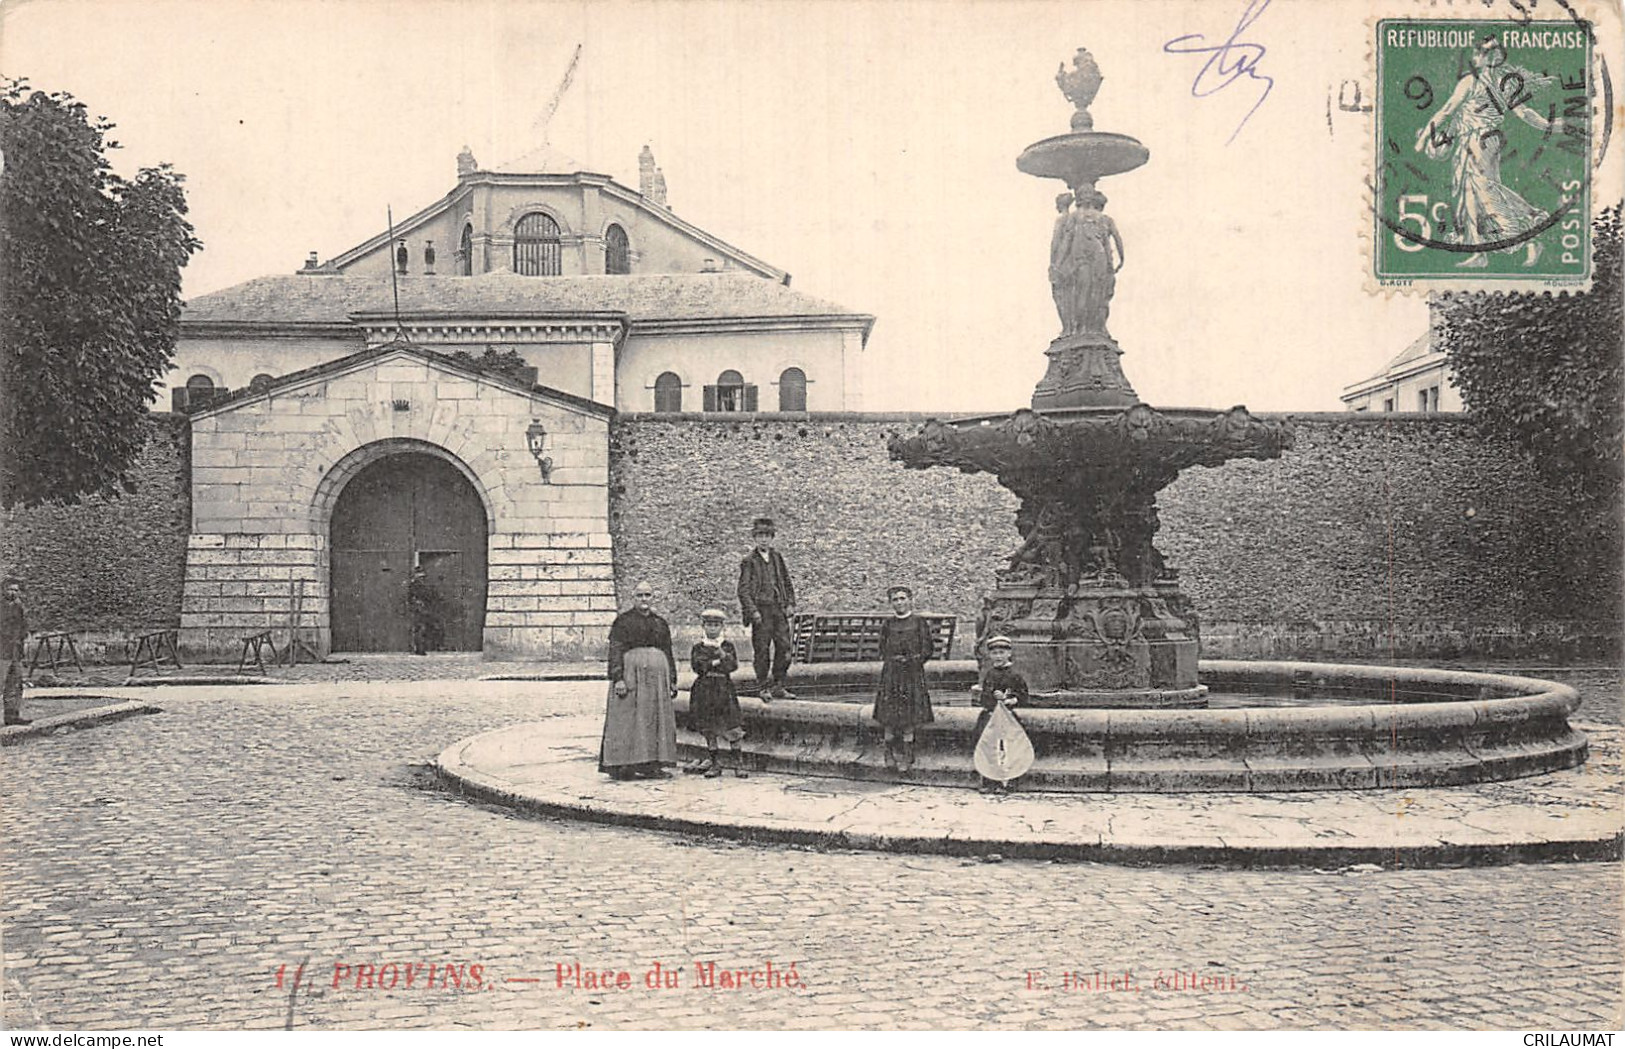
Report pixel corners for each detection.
[3,677,1620,1030]
[437,717,1623,866]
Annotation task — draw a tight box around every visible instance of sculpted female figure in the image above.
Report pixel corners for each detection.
[1048,191,1080,334]
[1070,190,1125,336]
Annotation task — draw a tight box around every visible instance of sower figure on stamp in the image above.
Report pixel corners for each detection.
[1415,37,1563,270]
[737,516,797,700]
[2,576,29,726]
[874,585,934,771]
[689,608,748,779]
[600,581,680,780]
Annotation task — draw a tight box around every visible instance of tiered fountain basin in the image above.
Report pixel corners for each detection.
[675,660,1587,793]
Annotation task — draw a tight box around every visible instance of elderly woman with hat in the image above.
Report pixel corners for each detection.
[874,584,935,771]
[600,581,679,780]
[690,607,748,779]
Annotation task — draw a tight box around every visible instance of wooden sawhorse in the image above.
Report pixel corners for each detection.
[128,629,183,677]
[237,630,279,675]
[29,632,84,676]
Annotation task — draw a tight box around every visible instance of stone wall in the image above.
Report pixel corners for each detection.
[611,412,1616,659]
[0,413,191,658]
[8,408,1612,665]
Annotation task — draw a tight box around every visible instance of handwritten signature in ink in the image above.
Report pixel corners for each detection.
[1163,0,1276,144]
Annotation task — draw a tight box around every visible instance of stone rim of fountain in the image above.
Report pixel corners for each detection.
[675,660,1589,793]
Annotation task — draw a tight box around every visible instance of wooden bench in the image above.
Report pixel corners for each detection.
[237,630,279,675]
[28,632,83,676]
[128,628,183,676]
[791,613,957,664]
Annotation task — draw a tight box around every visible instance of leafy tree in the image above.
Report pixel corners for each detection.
[447,346,537,386]
[0,80,200,508]
[1435,205,1623,612]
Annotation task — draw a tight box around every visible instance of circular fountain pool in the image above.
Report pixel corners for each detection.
[675,660,1587,793]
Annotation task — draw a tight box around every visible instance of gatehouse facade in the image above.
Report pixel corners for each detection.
[180,343,615,661]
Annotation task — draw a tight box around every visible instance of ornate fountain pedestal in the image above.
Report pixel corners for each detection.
[890,404,1291,709]
[982,579,1203,707]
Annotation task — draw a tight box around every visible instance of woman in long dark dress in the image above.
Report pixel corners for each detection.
[689,608,747,779]
[874,585,934,771]
[600,582,679,780]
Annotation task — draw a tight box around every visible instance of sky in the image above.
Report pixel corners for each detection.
[2,0,1619,411]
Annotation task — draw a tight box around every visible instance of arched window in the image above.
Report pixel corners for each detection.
[605,224,630,274]
[249,373,275,392]
[459,224,473,276]
[778,367,807,412]
[653,371,682,412]
[513,212,561,276]
[705,369,756,412]
[186,374,215,393]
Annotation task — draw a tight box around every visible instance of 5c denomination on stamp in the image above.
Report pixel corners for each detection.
[1374,18,1593,289]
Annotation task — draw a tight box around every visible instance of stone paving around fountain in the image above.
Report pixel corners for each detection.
[436,706,1622,868]
[5,672,1620,1030]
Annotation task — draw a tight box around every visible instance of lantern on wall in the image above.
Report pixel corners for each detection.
[526,419,553,481]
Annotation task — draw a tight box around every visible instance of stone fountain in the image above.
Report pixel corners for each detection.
[669,48,1588,792]
[887,47,1289,708]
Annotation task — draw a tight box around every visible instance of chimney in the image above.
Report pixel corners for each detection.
[639,144,657,198]
[651,167,668,208]
[457,145,478,178]
[700,258,720,273]
[302,251,320,270]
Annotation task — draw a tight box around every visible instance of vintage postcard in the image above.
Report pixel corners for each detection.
[0,0,1619,1037]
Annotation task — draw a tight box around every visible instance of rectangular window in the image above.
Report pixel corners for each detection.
[1383,398,1394,412]
[1418,390,1429,412]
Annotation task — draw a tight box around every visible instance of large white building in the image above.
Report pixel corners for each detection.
[171,149,872,662]
[1340,329,1462,414]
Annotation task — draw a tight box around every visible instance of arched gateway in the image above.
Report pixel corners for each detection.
[177,343,615,662]
[330,453,488,652]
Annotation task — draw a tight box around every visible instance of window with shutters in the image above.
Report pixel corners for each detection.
[513,212,562,276]
[459,224,473,276]
[654,371,682,412]
[778,367,807,411]
[704,369,756,412]
[605,224,630,274]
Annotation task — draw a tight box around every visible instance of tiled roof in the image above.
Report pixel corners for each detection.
[183,273,867,326]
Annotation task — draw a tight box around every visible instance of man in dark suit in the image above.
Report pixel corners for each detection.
[737,517,797,700]
[2,576,29,725]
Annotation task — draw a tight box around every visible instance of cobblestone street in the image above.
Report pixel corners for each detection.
[3,677,1620,1031]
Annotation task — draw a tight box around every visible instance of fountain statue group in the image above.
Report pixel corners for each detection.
[1050,188,1123,341]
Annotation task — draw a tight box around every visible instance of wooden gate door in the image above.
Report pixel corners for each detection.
[329,453,488,652]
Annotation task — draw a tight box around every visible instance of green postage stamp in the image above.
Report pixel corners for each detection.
[1374,19,1594,288]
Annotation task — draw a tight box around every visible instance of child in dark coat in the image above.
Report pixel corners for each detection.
[690,608,748,778]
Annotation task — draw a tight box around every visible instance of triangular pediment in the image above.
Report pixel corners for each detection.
[188,339,612,419]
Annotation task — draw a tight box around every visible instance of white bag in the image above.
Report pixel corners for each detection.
[973,702,1034,783]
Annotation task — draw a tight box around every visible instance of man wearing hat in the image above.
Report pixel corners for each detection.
[737,517,797,700]
[1,576,29,726]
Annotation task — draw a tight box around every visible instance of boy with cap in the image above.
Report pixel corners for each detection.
[974,635,1030,793]
[690,608,748,778]
[737,516,797,700]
